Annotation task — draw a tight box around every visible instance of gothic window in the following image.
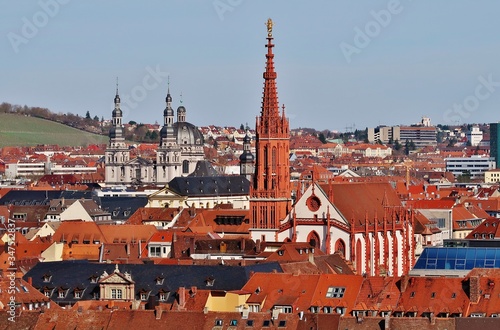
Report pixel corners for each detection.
[272,147,277,173]
[335,239,346,256]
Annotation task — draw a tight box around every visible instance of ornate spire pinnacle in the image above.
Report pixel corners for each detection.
[114,77,120,107]
[259,18,279,131]
[266,18,273,38]
[166,76,172,103]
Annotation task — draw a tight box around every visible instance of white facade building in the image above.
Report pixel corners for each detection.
[445,155,495,180]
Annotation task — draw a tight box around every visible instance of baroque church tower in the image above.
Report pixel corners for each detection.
[156,83,182,185]
[105,82,130,185]
[250,19,291,240]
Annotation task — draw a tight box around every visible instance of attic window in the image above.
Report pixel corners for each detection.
[431,292,436,299]
[277,250,284,256]
[89,276,98,283]
[43,274,52,282]
[155,277,164,285]
[410,291,415,298]
[58,289,66,298]
[451,293,456,298]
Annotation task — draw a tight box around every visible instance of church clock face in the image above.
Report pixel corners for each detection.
[306,195,321,212]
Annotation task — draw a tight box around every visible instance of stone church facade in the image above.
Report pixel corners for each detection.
[104,86,204,186]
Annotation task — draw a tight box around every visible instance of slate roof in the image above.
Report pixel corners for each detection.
[24,260,282,305]
[97,196,149,221]
[168,176,249,197]
[0,190,92,206]
[188,160,220,177]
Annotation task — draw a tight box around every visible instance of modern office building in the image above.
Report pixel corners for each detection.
[445,155,495,180]
[368,118,437,148]
[490,123,500,168]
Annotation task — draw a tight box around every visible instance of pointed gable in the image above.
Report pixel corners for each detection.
[291,183,347,225]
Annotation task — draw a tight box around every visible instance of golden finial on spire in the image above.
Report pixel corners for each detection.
[266,18,273,37]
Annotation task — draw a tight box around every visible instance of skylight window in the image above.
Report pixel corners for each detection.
[326,286,345,298]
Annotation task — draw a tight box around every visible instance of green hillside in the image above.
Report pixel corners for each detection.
[0,113,108,147]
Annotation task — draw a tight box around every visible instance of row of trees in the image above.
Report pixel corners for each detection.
[0,102,161,143]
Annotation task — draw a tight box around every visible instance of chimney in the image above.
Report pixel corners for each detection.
[28,277,32,286]
[190,286,197,297]
[155,306,163,320]
[256,239,261,254]
[178,287,186,309]
[469,276,480,303]
[400,275,410,293]
[308,249,315,265]
[241,237,246,252]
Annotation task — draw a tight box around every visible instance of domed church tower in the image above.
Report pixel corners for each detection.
[239,132,255,181]
[156,83,205,184]
[156,83,182,184]
[105,81,131,185]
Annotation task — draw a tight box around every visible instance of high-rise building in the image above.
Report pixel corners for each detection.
[250,19,292,241]
[490,123,500,168]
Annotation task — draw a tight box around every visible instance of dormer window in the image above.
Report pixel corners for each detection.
[159,292,167,301]
[155,277,164,285]
[43,274,52,283]
[205,276,215,287]
[58,289,66,299]
[74,290,82,299]
[43,288,52,297]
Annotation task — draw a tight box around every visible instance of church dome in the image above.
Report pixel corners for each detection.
[109,126,123,139]
[173,121,204,145]
[239,150,254,162]
[112,108,122,117]
[164,106,174,117]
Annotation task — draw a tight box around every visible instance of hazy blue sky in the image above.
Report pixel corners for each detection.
[1,1,500,131]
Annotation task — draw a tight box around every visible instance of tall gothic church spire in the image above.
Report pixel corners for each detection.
[250,19,291,235]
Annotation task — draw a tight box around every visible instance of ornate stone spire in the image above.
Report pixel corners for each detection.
[250,19,291,232]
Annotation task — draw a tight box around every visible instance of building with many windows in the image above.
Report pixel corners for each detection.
[445,155,495,180]
[368,118,437,148]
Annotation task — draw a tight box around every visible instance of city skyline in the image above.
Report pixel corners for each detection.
[2,1,500,131]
